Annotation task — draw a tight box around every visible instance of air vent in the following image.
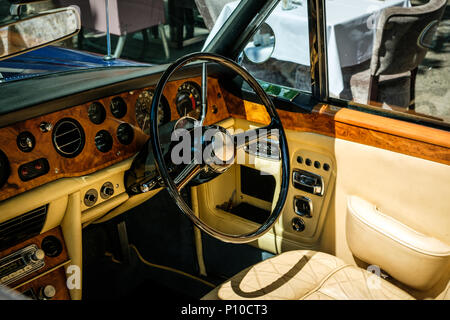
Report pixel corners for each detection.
[52,118,85,158]
[0,205,48,251]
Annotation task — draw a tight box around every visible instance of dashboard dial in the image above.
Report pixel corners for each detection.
[110,97,127,119]
[95,130,113,153]
[175,81,202,119]
[117,123,134,145]
[88,102,106,124]
[135,90,171,134]
[17,131,35,152]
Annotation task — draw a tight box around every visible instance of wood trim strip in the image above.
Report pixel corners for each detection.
[222,90,450,166]
[320,105,450,149]
[13,260,71,290]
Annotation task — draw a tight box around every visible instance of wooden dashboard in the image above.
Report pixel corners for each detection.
[1,73,449,203]
[0,77,230,202]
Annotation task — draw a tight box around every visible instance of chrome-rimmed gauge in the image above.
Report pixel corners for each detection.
[135,90,171,134]
[110,96,127,119]
[88,102,106,125]
[175,81,203,119]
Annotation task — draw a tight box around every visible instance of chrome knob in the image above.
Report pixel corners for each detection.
[20,137,33,149]
[39,122,53,133]
[100,182,114,199]
[31,249,45,262]
[39,285,56,300]
[103,187,114,196]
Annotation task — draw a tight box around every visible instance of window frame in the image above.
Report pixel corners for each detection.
[204,0,450,132]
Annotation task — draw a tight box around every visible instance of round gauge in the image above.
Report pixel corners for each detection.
[110,96,127,119]
[94,130,113,153]
[0,149,10,189]
[175,81,202,118]
[88,102,106,124]
[135,90,171,134]
[117,123,134,145]
[17,131,35,152]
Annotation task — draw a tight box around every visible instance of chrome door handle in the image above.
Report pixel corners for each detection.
[292,169,324,196]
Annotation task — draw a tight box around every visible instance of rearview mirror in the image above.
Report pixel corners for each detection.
[0,6,80,61]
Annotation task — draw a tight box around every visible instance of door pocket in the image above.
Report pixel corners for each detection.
[346,196,450,290]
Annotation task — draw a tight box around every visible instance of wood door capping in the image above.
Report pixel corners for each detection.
[221,90,450,165]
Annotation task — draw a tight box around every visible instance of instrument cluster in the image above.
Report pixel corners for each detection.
[0,92,147,201]
[133,80,205,132]
[87,98,135,153]
[0,76,226,202]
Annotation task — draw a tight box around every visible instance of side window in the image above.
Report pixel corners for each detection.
[208,0,312,95]
[325,0,449,124]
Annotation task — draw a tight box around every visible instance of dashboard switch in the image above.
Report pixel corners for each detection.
[39,122,53,133]
[84,189,98,207]
[30,249,45,262]
[294,196,313,218]
[292,217,305,232]
[18,158,49,181]
[39,285,56,300]
[17,132,35,152]
[100,182,114,199]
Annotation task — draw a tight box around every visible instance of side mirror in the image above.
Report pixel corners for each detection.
[243,23,275,64]
[0,6,80,61]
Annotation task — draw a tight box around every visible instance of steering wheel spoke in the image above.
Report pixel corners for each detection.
[173,160,203,192]
[233,123,279,150]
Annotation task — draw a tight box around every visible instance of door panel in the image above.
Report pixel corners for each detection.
[195,88,450,296]
[328,137,450,296]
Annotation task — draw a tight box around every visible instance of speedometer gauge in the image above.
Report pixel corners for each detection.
[135,90,171,134]
[175,81,203,119]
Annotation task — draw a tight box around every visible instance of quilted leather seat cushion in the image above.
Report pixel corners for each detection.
[202,250,414,300]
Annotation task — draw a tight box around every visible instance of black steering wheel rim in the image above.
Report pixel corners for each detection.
[150,52,290,243]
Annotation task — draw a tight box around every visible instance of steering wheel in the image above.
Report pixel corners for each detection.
[150,52,290,243]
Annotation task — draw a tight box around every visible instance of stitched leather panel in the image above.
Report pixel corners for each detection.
[303,266,414,300]
[202,250,347,300]
[202,250,414,300]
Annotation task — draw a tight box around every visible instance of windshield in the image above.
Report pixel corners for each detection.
[0,0,239,82]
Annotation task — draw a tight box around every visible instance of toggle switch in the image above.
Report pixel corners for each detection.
[292,217,305,232]
[294,196,313,218]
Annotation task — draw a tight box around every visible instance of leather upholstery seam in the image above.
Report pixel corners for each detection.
[300,264,352,300]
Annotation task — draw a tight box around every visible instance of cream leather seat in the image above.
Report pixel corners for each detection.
[203,250,447,300]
